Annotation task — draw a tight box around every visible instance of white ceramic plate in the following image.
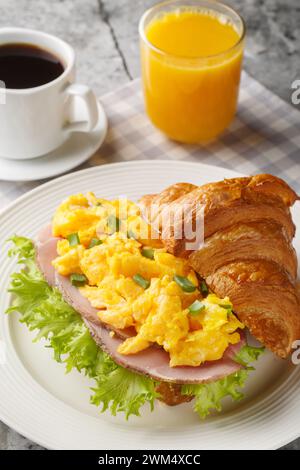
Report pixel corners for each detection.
[0,160,299,450]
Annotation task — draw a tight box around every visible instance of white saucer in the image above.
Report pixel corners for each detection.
[0,100,108,182]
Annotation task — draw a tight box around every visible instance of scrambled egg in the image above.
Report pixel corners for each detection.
[52,193,244,367]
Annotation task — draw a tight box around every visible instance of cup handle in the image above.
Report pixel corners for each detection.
[64,83,99,132]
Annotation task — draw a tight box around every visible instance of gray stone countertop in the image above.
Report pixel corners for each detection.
[0,0,299,450]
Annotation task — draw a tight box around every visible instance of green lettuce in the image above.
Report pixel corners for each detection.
[6,235,264,420]
[182,344,265,418]
[235,344,265,368]
[91,365,157,417]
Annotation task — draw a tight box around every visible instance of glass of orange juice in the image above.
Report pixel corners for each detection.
[139,0,245,144]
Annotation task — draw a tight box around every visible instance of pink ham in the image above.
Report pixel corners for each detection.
[35,237,59,287]
[85,319,246,384]
[35,232,134,339]
[37,224,54,245]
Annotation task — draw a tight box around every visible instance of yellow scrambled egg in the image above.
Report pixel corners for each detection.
[52,193,244,367]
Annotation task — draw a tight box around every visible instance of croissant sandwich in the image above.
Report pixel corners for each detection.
[139,174,300,358]
[6,173,297,420]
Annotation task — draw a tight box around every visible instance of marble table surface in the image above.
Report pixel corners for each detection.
[0,0,299,450]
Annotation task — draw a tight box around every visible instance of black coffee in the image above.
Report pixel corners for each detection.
[0,43,65,89]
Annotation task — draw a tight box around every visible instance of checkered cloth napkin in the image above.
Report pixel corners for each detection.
[1,71,299,210]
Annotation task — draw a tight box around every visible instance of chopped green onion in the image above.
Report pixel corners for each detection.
[220,304,232,310]
[133,273,150,289]
[127,230,137,239]
[188,300,205,315]
[220,303,233,318]
[70,273,87,286]
[88,238,103,249]
[107,215,121,233]
[200,280,209,296]
[67,233,80,246]
[141,248,154,260]
[174,275,196,293]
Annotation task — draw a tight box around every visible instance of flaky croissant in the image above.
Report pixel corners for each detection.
[139,174,300,358]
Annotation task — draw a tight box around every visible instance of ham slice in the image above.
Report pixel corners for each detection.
[85,319,246,384]
[36,224,59,286]
[37,224,53,245]
[35,237,59,287]
[35,232,134,340]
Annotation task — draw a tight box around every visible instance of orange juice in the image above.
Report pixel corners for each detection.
[140,2,245,143]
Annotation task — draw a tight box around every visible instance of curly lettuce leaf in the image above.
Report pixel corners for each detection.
[91,363,158,419]
[234,344,265,368]
[182,345,264,418]
[6,236,158,418]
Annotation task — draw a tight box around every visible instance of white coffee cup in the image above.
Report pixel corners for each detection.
[0,27,99,160]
